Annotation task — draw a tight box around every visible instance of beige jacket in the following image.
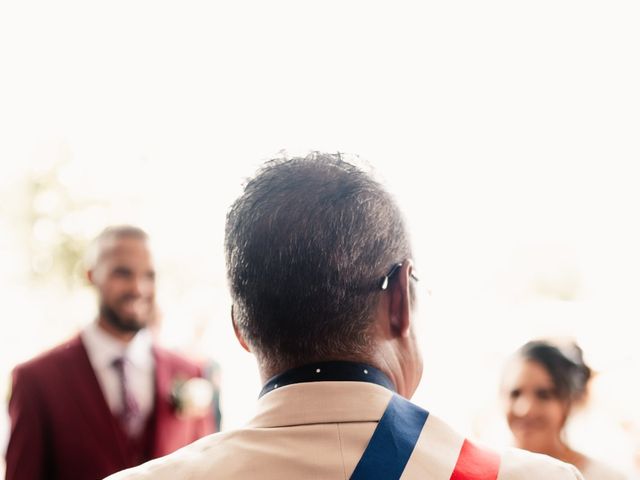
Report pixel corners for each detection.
[107,381,584,479]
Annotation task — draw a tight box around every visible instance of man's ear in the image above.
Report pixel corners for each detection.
[388,260,413,338]
[86,269,96,286]
[231,305,251,353]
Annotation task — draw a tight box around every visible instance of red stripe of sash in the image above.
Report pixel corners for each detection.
[449,439,501,480]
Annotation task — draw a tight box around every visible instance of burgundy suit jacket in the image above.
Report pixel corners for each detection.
[5,335,216,480]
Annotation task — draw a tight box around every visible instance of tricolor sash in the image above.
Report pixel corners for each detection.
[350,395,428,479]
[351,395,501,480]
[259,362,500,479]
[450,439,501,480]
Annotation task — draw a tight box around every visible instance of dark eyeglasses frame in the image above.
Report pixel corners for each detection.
[379,263,419,290]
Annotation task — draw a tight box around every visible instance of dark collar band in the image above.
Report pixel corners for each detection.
[259,361,396,398]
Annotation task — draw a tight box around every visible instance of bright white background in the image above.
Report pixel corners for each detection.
[1,1,639,475]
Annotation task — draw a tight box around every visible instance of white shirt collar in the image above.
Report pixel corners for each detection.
[81,321,154,371]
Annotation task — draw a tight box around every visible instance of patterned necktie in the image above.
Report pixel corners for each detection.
[112,356,142,438]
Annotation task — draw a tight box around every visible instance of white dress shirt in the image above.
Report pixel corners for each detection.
[81,322,155,432]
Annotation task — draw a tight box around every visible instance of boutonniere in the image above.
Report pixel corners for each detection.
[170,377,214,419]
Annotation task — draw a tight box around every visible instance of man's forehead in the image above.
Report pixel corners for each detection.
[94,235,153,265]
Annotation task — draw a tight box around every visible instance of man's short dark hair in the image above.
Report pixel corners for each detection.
[86,225,149,269]
[225,153,413,372]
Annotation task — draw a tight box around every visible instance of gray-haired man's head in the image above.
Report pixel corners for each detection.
[225,153,414,374]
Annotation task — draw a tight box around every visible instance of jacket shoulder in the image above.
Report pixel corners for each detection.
[12,335,83,380]
[499,448,584,479]
[105,430,228,479]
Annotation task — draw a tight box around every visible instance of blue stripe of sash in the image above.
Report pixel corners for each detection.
[350,395,429,480]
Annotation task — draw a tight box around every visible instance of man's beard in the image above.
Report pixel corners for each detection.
[100,302,146,334]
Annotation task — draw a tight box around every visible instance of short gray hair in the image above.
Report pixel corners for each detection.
[225,153,412,372]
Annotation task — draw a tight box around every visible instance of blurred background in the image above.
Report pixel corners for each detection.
[1,0,639,476]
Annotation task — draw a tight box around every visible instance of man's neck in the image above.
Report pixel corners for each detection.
[369,340,421,399]
[96,317,138,344]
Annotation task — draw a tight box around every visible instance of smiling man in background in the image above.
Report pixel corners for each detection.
[5,225,215,480]
[107,154,583,479]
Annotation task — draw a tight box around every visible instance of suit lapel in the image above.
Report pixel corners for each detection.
[60,335,130,464]
[148,346,172,456]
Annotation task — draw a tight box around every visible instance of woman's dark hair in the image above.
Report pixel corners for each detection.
[517,340,592,402]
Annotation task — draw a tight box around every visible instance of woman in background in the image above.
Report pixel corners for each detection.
[502,340,626,479]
